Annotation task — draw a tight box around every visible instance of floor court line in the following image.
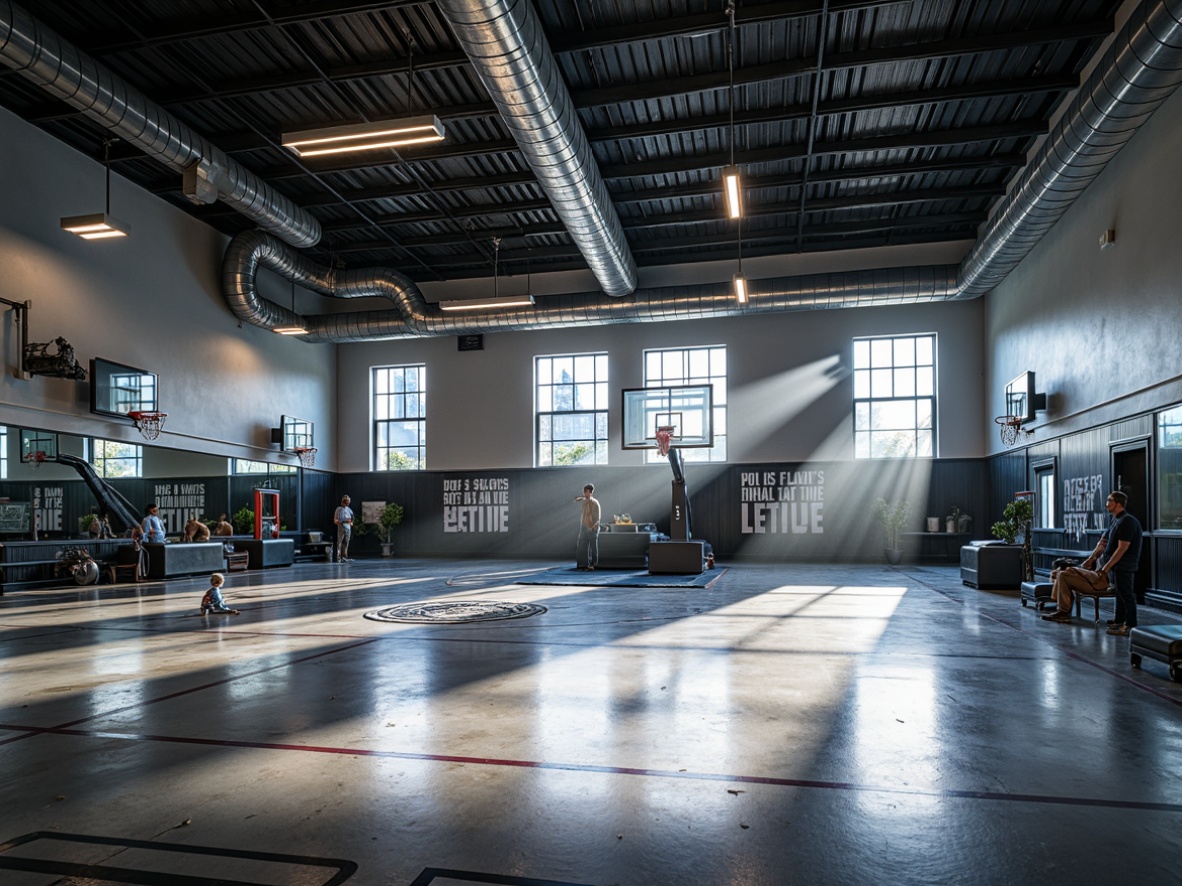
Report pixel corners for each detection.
[2,723,1180,815]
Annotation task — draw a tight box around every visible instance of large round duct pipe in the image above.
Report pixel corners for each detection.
[0,0,321,249]
[223,229,958,343]
[436,0,638,297]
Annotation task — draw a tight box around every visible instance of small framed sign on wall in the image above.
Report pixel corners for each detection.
[458,334,484,352]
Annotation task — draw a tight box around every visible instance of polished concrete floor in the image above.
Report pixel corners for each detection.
[2,559,1182,885]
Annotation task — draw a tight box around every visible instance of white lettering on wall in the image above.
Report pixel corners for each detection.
[738,471,824,534]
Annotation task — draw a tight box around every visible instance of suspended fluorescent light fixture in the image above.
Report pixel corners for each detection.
[720,2,743,220]
[273,280,307,334]
[61,138,129,240]
[439,237,535,311]
[722,165,743,219]
[60,213,129,239]
[733,272,748,304]
[282,115,445,157]
[439,294,535,311]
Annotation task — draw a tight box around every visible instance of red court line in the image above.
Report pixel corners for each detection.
[3,722,1180,815]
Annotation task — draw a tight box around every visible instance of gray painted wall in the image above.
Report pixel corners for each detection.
[0,107,337,469]
[336,298,986,472]
[985,77,1182,452]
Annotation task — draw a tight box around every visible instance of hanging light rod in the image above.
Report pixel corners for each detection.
[438,294,535,312]
[282,115,446,157]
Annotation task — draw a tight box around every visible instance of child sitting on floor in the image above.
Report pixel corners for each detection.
[200,573,239,615]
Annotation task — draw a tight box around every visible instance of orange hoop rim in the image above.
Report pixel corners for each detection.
[994,415,1023,427]
[128,410,168,421]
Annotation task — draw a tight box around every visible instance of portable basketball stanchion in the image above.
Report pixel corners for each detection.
[292,446,317,468]
[128,411,167,441]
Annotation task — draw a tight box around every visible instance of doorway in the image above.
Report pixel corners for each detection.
[1112,439,1151,601]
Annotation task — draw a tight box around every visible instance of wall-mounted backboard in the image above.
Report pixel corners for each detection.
[272,415,314,451]
[622,385,713,449]
[90,357,158,417]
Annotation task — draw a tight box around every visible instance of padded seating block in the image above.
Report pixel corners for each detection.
[1129,625,1182,682]
[233,538,295,569]
[960,542,1022,590]
[1020,581,1053,609]
[648,541,704,575]
[142,542,226,580]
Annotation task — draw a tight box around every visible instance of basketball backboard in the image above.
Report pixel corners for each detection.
[273,415,314,451]
[90,357,158,417]
[622,385,713,449]
[20,428,58,462]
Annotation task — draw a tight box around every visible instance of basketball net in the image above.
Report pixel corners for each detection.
[128,411,167,441]
[293,446,317,468]
[655,425,676,457]
[994,415,1030,447]
[28,450,47,473]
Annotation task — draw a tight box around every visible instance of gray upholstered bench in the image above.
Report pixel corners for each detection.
[1129,625,1182,683]
[1020,581,1053,610]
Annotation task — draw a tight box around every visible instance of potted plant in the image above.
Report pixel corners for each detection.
[874,498,910,565]
[991,499,1033,545]
[376,502,405,557]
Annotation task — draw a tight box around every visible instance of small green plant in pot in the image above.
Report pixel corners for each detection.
[991,498,1033,544]
[377,502,405,556]
[874,498,910,564]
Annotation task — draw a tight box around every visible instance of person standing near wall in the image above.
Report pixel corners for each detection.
[573,484,601,570]
[335,495,355,562]
[141,503,165,543]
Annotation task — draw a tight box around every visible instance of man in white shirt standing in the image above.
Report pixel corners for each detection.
[334,495,354,562]
[573,484,601,570]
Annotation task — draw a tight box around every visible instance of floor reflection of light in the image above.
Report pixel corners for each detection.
[853,662,941,817]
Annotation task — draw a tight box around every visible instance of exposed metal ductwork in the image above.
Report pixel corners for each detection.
[954,0,1182,297]
[7,0,1182,338]
[223,229,959,342]
[0,0,321,249]
[436,0,638,298]
[219,0,1182,341]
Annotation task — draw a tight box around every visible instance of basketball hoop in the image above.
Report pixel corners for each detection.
[994,415,1031,447]
[292,446,317,468]
[655,425,676,457]
[26,450,47,472]
[128,411,167,441]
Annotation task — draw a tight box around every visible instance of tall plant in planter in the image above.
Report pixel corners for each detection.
[378,502,405,556]
[874,498,910,564]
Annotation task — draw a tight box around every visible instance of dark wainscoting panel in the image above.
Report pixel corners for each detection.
[335,459,986,562]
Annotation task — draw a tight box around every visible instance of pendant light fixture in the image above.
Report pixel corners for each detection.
[282,36,445,157]
[61,138,130,239]
[439,237,535,310]
[273,279,308,335]
[721,1,742,220]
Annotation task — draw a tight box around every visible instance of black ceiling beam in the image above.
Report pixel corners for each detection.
[547,0,904,53]
[571,20,1111,108]
[83,0,429,54]
[599,122,1044,179]
[319,199,556,235]
[591,74,1077,143]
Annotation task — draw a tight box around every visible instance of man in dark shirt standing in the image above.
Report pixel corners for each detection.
[1101,490,1143,637]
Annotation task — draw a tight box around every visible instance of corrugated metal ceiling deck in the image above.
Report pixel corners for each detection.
[0,0,1122,283]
